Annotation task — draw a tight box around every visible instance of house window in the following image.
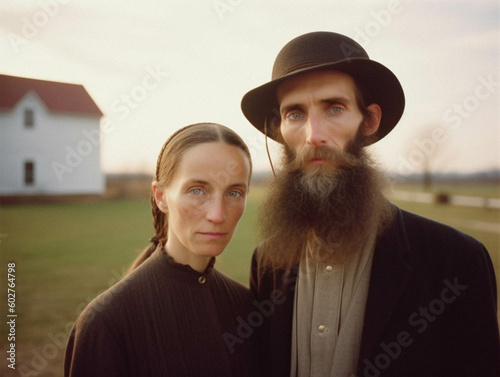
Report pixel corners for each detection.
[24,161,34,186]
[24,109,34,128]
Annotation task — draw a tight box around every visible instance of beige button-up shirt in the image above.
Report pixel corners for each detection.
[291,232,376,377]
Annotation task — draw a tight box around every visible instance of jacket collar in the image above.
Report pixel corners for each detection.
[357,204,413,364]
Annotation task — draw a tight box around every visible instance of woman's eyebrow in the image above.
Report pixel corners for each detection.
[183,179,248,190]
[227,182,248,190]
[182,179,210,187]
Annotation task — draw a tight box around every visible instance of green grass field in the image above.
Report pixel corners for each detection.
[0,184,499,376]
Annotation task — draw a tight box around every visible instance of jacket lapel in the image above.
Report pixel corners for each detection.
[358,206,413,364]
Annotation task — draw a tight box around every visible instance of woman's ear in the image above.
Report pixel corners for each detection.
[152,181,168,214]
[363,103,382,137]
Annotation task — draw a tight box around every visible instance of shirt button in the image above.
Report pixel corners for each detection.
[198,276,207,284]
[318,325,327,333]
[325,265,333,272]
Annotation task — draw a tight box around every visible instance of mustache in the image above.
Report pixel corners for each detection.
[286,145,361,171]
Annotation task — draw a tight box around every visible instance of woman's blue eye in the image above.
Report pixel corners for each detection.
[190,188,204,195]
[227,191,242,198]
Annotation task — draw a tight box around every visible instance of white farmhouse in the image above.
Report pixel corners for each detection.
[0,74,105,197]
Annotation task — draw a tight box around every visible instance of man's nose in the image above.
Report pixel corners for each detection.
[306,114,327,146]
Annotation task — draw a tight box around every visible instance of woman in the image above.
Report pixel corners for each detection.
[64,123,259,377]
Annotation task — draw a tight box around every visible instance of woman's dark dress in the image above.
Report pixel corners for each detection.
[64,247,260,376]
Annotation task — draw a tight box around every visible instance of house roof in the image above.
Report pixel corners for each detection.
[0,74,103,116]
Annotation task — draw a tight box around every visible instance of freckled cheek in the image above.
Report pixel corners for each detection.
[174,198,206,221]
[181,205,204,220]
[228,203,246,227]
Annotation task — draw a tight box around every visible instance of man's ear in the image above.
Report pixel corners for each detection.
[362,103,382,137]
[268,117,284,143]
[266,108,285,143]
[152,181,168,214]
[273,123,285,143]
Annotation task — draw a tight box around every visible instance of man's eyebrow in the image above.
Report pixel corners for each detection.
[320,96,352,106]
[279,103,303,115]
[280,96,353,114]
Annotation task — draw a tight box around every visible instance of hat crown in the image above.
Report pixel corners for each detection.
[272,32,369,80]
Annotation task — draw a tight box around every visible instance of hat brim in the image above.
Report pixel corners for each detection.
[241,58,405,144]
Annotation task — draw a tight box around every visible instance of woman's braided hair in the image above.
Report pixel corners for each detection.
[127,122,252,273]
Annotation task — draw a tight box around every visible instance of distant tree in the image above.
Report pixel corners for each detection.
[402,124,449,190]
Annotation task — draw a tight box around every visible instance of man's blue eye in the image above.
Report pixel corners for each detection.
[327,107,343,114]
[287,113,303,120]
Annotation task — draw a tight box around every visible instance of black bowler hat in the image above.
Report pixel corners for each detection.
[241,31,405,144]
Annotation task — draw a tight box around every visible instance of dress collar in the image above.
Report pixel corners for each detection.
[154,245,216,285]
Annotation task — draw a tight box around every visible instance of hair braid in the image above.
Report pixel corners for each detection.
[149,128,184,245]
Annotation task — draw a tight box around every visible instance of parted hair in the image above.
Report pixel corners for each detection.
[127,122,252,273]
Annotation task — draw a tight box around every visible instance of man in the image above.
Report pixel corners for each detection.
[241,31,499,377]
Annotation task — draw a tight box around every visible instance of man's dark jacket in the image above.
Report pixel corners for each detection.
[250,205,500,377]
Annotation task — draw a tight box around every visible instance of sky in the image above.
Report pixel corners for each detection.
[0,0,499,178]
